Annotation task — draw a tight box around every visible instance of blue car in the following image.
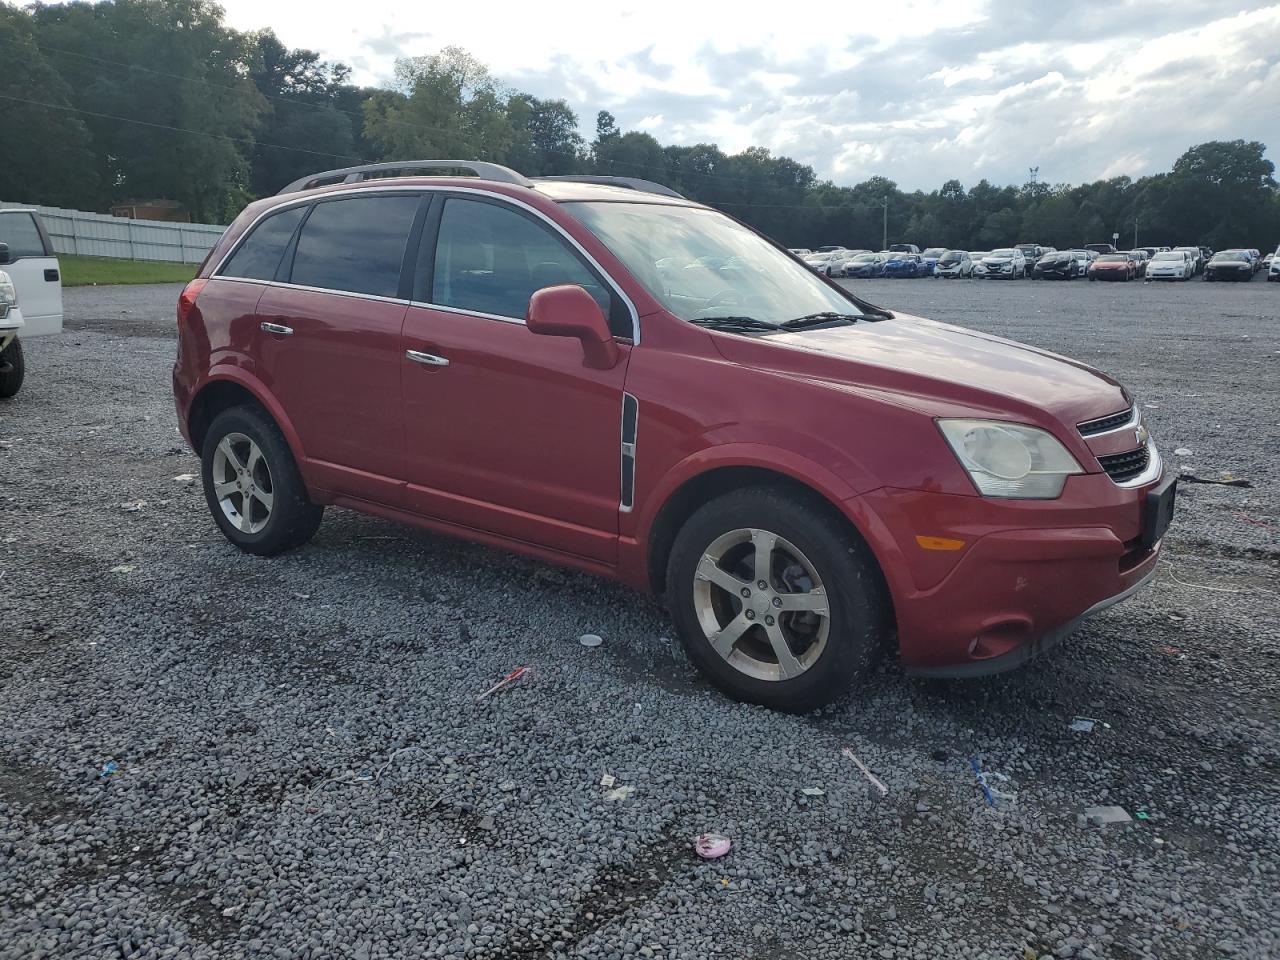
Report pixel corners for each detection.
[882,253,922,278]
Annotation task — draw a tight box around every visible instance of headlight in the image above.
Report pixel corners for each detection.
[938,419,1083,499]
[0,270,16,320]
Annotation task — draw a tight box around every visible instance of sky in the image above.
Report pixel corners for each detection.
[218,0,1280,190]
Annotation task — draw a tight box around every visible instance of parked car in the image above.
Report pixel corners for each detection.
[1015,243,1045,273]
[1084,243,1117,255]
[978,248,1026,279]
[887,243,921,255]
[1088,254,1136,281]
[802,251,841,275]
[0,208,64,399]
[1137,247,1160,259]
[1246,249,1263,273]
[173,161,1172,711]
[1144,250,1192,281]
[787,248,812,256]
[918,247,947,276]
[882,252,923,278]
[935,250,974,278]
[1069,250,1093,276]
[1124,250,1148,277]
[1267,246,1279,281]
[1204,250,1255,282]
[842,252,886,278]
[1172,246,1205,275]
[969,252,992,278]
[829,250,872,277]
[1032,251,1079,280]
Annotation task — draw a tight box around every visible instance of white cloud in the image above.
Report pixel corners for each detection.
[217,0,1280,188]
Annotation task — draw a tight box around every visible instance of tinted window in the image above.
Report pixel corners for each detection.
[220,206,306,281]
[291,195,420,298]
[0,212,48,259]
[429,198,616,327]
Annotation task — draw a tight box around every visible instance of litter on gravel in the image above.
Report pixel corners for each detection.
[842,747,889,795]
[971,759,1017,807]
[604,785,635,801]
[476,666,533,700]
[1070,716,1111,733]
[801,787,825,797]
[120,499,147,512]
[109,564,136,574]
[578,633,603,648]
[1084,805,1133,826]
[694,834,732,859]
[173,473,196,482]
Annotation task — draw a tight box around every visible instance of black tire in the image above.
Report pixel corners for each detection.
[200,404,323,556]
[0,337,24,399]
[666,486,891,712]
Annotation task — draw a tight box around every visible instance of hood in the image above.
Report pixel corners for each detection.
[983,256,1016,264]
[710,313,1127,426]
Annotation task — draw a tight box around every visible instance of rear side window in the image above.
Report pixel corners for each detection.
[220,206,306,281]
[290,195,419,298]
[0,212,48,259]
[428,197,624,332]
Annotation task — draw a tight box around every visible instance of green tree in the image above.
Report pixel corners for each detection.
[0,6,100,207]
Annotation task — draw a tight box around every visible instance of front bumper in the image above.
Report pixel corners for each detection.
[0,306,22,351]
[848,469,1167,677]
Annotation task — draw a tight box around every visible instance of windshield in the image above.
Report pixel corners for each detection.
[1153,252,1184,261]
[564,202,863,324]
[990,249,1015,258]
[1212,252,1248,262]
[853,254,878,262]
[942,250,964,259]
[921,248,946,258]
[1098,255,1127,262]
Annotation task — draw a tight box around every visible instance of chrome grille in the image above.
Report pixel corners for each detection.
[1078,406,1135,437]
[1098,447,1150,483]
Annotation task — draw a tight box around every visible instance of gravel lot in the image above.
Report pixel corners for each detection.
[1,276,1277,960]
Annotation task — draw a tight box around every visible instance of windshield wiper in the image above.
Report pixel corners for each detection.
[688,315,781,332]
[781,311,872,329]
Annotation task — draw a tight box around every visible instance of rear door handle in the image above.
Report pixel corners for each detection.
[406,349,449,367]
[261,322,293,336]
[44,269,60,282]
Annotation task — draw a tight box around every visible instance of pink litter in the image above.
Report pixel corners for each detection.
[694,833,732,859]
[477,666,533,700]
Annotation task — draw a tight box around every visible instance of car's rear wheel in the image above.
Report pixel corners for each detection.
[0,337,25,399]
[201,405,323,556]
[666,487,889,712]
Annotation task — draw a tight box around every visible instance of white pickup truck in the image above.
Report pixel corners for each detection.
[0,207,64,398]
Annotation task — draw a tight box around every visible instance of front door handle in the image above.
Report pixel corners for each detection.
[261,322,293,336]
[406,349,449,367]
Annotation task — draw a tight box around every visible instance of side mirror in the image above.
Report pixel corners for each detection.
[526,285,620,370]
[0,243,9,265]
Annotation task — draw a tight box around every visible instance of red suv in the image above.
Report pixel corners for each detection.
[173,161,1175,711]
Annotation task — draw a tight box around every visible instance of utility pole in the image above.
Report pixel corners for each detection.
[1133,211,1139,249]
[1028,166,1039,189]
[882,196,888,250]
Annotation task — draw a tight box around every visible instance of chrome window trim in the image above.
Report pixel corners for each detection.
[208,275,410,307]
[211,184,641,343]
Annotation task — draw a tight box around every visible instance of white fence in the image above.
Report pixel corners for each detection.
[0,201,227,264]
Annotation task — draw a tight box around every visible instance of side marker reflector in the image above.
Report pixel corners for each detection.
[915,535,966,552]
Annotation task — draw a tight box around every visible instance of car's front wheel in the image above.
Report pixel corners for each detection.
[666,486,890,712]
[201,405,323,556]
[0,337,24,399]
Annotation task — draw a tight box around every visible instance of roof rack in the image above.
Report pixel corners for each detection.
[277,160,533,195]
[534,176,685,200]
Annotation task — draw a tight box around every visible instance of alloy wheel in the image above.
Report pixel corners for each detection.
[692,528,830,682]
[211,432,274,534]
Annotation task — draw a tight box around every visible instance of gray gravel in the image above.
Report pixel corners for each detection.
[1,276,1277,960]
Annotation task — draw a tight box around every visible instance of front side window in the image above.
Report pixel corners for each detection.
[428,198,619,329]
[563,202,857,325]
[290,195,420,298]
[0,213,48,260]
[221,206,306,281]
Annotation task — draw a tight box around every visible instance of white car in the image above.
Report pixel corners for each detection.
[1070,249,1093,276]
[787,248,812,256]
[969,252,991,277]
[1144,250,1192,281]
[0,209,64,398]
[934,250,974,278]
[978,248,1027,279]
[801,251,841,275]
[1268,245,1279,281]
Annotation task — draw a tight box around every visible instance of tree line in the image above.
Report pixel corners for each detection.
[2,0,1278,251]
